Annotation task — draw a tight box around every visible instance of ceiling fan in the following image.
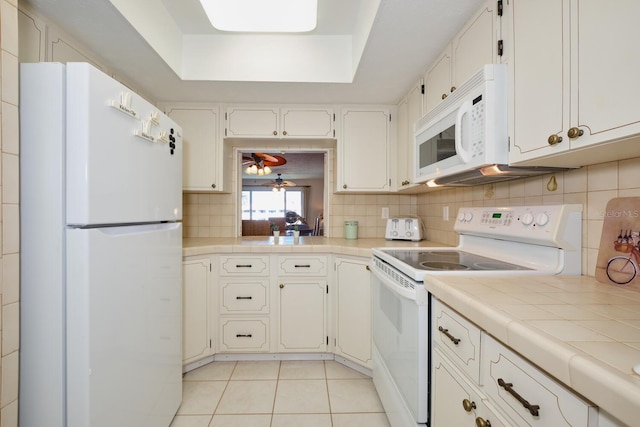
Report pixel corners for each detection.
[262,173,297,191]
[242,152,287,175]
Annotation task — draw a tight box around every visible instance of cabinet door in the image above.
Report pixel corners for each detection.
[334,257,371,368]
[423,47,452,114]
[19,9,46,63]
[281,108,334,138]
[338,108,390,192]
[183,257,212,363]
[507,0,570,164]
[166,106,222,192]
[397,81,423,190]
[278,280,327,352]
[395,96,408,191]
[572,0,640,149]
[452,0,498,88]
[225,106,279,137]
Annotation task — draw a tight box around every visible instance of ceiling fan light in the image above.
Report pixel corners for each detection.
[257,168,265,176]
[263,166,272,175]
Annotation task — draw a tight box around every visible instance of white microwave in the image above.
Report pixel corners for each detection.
[414,64,508,186]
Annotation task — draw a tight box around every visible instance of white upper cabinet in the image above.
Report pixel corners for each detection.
[508,0,640,167]
[225,106,334,139]
[166,104,228,192]
[423,0,500,115]
[397,80,423,190]
[337,107,393,192]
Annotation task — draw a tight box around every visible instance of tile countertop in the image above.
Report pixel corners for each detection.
[426,274,640,426]
[182,236,447,258]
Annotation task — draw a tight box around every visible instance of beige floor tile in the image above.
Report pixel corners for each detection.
[184,362,237,381]
[328,379,385,413]
[279,360,326,379]
[231,360,281,380]
[216,380,277,414]
[332,413,391,427]
[170,415,213,427]
[209,414,272,427]
[271,413,332,427]
[177,381,228,415]
[273,380,330,414]
[324,361,368,379]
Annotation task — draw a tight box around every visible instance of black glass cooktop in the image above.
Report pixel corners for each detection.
[382,250,531,271]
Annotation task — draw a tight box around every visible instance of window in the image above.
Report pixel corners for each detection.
[242,188,303,220]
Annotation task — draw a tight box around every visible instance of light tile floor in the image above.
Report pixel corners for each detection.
[170,360,390,427]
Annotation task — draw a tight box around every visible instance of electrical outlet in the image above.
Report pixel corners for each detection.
[381,207,389,219]
[443,205,449,221]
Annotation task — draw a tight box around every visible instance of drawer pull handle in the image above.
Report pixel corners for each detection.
[235,264,252,268]
[497,378,540,416]
[236,296,253,300]
[438,326,460,345]
[294,264,311,268]
[236,334,253,338]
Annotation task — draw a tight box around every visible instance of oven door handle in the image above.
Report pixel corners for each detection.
[371,264,418,301]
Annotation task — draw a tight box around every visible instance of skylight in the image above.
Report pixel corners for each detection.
[200,0,318,33]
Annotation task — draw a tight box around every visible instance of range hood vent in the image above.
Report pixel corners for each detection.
[428,164,570,187]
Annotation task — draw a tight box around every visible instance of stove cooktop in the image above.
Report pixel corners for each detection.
[380,250,532,271]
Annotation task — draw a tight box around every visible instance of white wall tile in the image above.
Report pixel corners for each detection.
[1,102,18,155]
[1,253,17,305]
[1,154,17,204]
[1,204,17,254]
[587,162,618,191]
[1,302,17,356]
[0,52,17,105]
[0,351,18,407]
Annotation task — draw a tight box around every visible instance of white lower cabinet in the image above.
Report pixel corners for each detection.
[432,349,511,427]
[333,256,372,368]
[183,252,374,369]
[217,255,271,352]
[277,279,327,352]
[482,333,598,427]
[277,255,328,352]
[432,297,599,427]
[182,256,214,364]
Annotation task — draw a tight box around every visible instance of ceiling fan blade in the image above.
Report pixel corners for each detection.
[262,155,287,167]
[282,180,297,186]
[254,152,278,163]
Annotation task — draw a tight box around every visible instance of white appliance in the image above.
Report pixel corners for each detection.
[370,204,582,427]
[19,63,183,427]
[385,217,424,241]
[414,64,565,187]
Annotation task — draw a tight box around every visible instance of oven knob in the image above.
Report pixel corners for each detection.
[522,213,534,225]
[457,212,466,222]
[464,212,473,222]
[535,212,549,226]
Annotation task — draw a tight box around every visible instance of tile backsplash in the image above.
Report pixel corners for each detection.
[182,155,640,278]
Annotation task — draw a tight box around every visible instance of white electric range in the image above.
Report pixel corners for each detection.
[370,204,583,427]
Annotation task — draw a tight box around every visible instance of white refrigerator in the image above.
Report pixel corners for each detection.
[20,62,183,427]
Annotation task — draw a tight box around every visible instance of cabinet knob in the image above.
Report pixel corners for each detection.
[475,417,491,427]
[282,130,288,136]
[450,86,456,93]
[441,93,448,100]
[366,265,370,271]
[343,184,347,189]
[211,183,216,189]
[567,127,584,139]
[462,399,476,412]
[279,283,284,289]
[547,134,563,145]
[273,130,278,136]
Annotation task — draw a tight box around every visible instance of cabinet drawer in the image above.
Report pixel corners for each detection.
[432,297,481,383]
[219,318,269,352]
[277,255,328,275]
[482,334,597,427]
[220,280,269,314]
[219,255,269,275]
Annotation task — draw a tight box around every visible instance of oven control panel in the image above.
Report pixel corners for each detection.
[454,204,583,247]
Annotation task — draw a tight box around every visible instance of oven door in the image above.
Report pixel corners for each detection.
[371,262,429,424]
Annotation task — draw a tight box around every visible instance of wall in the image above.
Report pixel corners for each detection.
[418,157,640,277]
[1,0,19,425]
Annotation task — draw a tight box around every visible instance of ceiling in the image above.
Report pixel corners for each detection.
[21,0,485,105]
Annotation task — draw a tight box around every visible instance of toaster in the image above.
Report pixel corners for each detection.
[385,217,424,241]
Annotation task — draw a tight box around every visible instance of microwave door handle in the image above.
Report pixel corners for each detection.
[455,100,473,163]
